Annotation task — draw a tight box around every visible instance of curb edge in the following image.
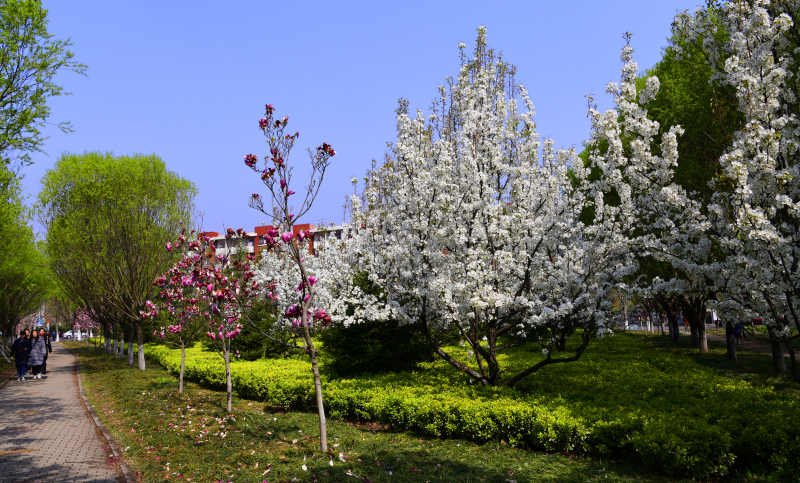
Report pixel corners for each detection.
[74,352,138,483]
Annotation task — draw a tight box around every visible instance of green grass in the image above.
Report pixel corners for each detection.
[138,332,800,478]
[68,342,677,483]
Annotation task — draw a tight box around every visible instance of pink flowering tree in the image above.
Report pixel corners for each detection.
[148,244,207,394]
[147,228,258,409]
[73,308,99,343]
[245,103,336,451]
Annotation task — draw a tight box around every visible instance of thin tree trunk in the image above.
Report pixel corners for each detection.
[113,321,119,354]
[127,322,134,366]
[303,326,328,452]
[136,320,146,371]
[697,323,708,353]
[103,322,110,352]
[690,325,699,348]
[118,323,125,358]
[179,342,186,394]
[768,328,787,373]
[726,323,737,362]
[224,347,232,411]
[784,338,797,382]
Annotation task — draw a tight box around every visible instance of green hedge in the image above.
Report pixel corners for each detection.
[144,334,800,478]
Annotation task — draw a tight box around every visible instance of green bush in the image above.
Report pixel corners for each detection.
[318,319,432,377]
[144,334,800,478]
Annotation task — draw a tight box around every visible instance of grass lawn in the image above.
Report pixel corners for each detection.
[66,341,691,483]
[67,332,800,482]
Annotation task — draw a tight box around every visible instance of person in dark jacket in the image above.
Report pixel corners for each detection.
[39,329,52,374]
[11,330,29,381]
[28,331,46,379]
[24,328,31,374]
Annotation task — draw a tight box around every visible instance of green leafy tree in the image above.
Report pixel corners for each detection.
[39,152,197,370]
[0,163,48,360]
[0,0,86,171]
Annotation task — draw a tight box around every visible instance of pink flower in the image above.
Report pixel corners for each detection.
[166,242,172,252]
[252,193,260,199]
[286,190,296,196]
[297,231,306,242]
[280,179,287,189]
[259,118,268,129]
[281,232,292,243]
[308,276,317,286]
[243,154,258,167]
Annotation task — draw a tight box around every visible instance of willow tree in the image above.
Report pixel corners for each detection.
[39,152,197,369]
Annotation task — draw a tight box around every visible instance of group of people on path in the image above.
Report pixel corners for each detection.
[11,328,52,381]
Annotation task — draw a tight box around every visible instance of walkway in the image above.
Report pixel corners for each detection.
[0,342,123,483]
[706,331,791,357]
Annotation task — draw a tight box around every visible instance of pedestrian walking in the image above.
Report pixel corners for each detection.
[683,317,690,333]
[11,330,29,381]
[24,328,31,374]
[734,323,744,344]
[28,331,47,379]
[39,328,52,374]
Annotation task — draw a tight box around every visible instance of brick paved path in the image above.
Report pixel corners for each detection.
[0,342,123,483]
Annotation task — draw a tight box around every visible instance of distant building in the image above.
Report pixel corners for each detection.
[202,223,320,258]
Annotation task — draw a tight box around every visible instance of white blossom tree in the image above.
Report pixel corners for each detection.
[337,28,634,387]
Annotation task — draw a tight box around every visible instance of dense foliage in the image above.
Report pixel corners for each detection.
[319,319,432,377]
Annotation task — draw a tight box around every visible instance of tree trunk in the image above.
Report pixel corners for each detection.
[136,320,146,371]
[681,297,709,353]
[303,327,328,452]
[224,347,232,411]
[768,328,787,373]
[113,321,119,354]
[697,323,708,353]
[118,323,125,358]
[103,322,110,352]
[784,338,797,382]
[179,342,186,394]
[660,301,679,343]
[127,322,134,366]
[726,323,737,361]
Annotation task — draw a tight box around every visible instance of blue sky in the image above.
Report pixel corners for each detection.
[23,0,700,234]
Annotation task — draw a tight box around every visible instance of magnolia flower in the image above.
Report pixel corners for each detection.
[286,190,296,196]
[280,179,287,189]
[166,242,172,252]
[281,232,292,243]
